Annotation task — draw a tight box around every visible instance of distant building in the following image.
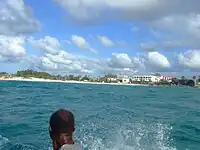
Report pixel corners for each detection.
[107,77,118,82]
[117,74,174,84]
[160,76,174,82]
[122,78,130,83]
[132,75,160,83]
[117,75,130,83]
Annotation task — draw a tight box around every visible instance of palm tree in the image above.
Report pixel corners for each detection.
[198,75,200,82]
[193,76,196,80]
[171,77,178,85]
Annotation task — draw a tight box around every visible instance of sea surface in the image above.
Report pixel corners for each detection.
[0,81,200,150]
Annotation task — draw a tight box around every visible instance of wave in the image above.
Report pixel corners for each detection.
[0,135,9,149]
[0,122,184,150]
[0,135,38,150]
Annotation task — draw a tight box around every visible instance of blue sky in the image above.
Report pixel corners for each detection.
[0,0,200,77]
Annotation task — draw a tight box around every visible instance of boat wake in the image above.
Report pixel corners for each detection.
[1,122,177,150]
[78,121,177,150]
[0,135,38,150]
[0,135,10,150]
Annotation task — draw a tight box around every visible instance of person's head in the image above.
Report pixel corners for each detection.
[49,108,75,149]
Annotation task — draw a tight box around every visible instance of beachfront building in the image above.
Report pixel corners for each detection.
[160,76,174,82]
[117,74,174,84]
[117,75,130,83]
[122,78,130,83]
[107,77,118,82]
[131,75,161,83]
[131,75,174,83]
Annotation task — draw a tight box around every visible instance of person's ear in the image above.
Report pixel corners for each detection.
[49,127,53,140]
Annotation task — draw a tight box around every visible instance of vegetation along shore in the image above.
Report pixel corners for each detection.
[0,70,200,88]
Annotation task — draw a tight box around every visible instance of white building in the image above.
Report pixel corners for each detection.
[117,75,130,83]
[160,76,174,82]
[131,75,161,83]
[122,78,130,83]
[116,74,175,83]
[107,77,118,82]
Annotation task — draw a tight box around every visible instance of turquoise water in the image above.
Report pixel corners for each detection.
[0,81,200,150]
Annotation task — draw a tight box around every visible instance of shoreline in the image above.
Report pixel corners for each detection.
[0,77,149,87]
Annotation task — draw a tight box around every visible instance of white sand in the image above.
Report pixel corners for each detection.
[0,77,149,86]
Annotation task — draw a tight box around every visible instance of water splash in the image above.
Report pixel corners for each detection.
[0,135,10,149]
[0,135,39,150]
[78,122,177,150]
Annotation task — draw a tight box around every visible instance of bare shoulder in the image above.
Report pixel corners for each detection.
[61,144,82,150]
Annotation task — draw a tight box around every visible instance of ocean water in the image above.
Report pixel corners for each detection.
[0,81,200,150]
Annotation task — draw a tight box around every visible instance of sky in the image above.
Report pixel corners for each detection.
[1,0,200,77]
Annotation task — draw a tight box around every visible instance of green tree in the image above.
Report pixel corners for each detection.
[0,72,8,77]
[81,75,90,81]
[104,74,117,78]
[159,79,170,85]
[0,72,8,75]
[68,75,74,80]
[198,75,200,83]
[16,70,52,79]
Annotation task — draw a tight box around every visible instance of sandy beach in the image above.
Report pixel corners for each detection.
[0,77,148,86]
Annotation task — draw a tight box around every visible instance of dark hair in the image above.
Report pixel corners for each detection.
[49,108,75,135]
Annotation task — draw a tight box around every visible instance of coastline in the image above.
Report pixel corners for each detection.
[0,77,148,87]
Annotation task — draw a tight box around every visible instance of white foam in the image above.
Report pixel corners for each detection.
[1,122,177,150]
[78,122,177,150]
[0,134,9,149]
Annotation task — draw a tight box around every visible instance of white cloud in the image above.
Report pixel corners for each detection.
[97,35,129,48]
[55,0,200,50]
[147,52,170,70]
[24,49,173,75]
[71,35,88,49]
[28,53,102,74]
[108,53,133,68]
[140,42,158,51]
[106,53,146,75]
[23,36,99,74]
[97,36,114,47]
[140,40,184,51]
[2,33,198,75]
[55,0,200,23]
[0,0,40,36]
[153,14,200,35]
[55,0,161,22]
[139,14,200,51]
[24,51,144,75]
[0,35,26,62]
[0,35,175,75]
[71,35,97,54]
[46,51,73,65]
[27,36,60,55]
[106,52,170,73]
[151,14,200,49]
[40,57,58,70]
[177,50,200,70]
